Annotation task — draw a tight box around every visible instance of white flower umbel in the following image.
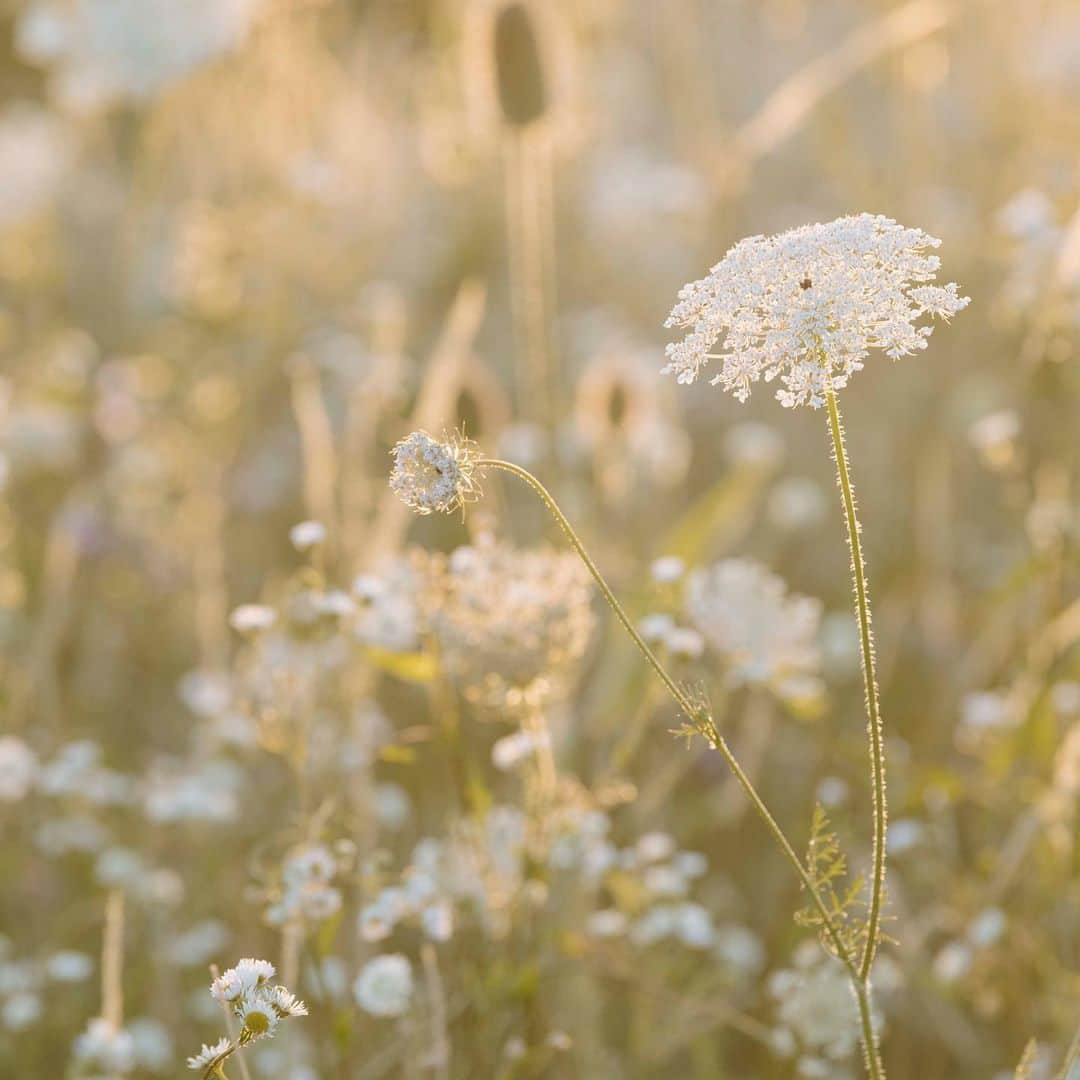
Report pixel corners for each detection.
[192,959,307,1076]
[663,214,969,408]
[390,430,480,515]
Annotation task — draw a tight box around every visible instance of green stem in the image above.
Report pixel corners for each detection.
[480,458,860,971]
[825,391,887,981]
[854,979,884,1080]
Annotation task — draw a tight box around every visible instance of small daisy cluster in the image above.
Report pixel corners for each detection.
[389,429,480,515]
[188,959,306,1072]
[686,558,824,706]
[264,844,343,928]
[419,536,596,708]
[663,214,969,407]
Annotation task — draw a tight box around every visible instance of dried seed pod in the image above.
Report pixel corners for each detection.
[493,3,547,127]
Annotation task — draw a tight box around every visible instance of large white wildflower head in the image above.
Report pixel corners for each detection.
[663,214,969,408]
[390,430,480,515]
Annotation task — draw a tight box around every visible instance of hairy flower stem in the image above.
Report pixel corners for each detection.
[479,458,886,1062]
[825,392,888,981]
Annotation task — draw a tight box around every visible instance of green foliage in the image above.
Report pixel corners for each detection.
[795,804,870,960]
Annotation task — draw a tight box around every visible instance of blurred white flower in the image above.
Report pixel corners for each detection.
[229,604,277,633]
[0,104,70,229]
[968,410,1020,469]
[0,736,37,802]
[16,0,264,109]
[967,907,1007,949]
[421,537,594,708]
[687,558,823,703]
[45,950,93,982]
[663,214,968,407]
[769,948,861,1063]
[650,555,686,584]
[289,520,327,551]
[72,1017,136,1075]
[960,690,1015,731]
[353,954,413,1018]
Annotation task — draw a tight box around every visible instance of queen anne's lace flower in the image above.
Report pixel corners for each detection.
[419,537,595,708]
[663,214,969,408]
[390,430,480,515]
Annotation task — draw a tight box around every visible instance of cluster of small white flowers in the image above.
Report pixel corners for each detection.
[389,430,480,515]
[353,954,414,1018]
[0,939,93,1036]
[37,740,135,806]
[352,561,422,653]
[663,214,969,408]
[142,758,240,824]
[686,558,823,705]
[71,1017,136,1075]
[191,959,307,1070]
[420,537,595,708]
[769,943,864,1076]
[265,844,343,928]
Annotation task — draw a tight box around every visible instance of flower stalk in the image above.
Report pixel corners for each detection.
[479,455,885,1076]
[825,391,887,980]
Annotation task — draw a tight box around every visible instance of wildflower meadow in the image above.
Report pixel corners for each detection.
[0,2,1077,1078]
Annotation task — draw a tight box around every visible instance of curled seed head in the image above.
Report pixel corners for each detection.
[389,430,481,516]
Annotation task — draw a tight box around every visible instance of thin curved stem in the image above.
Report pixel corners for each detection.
[480,457,860,972]
[825,392,887,980]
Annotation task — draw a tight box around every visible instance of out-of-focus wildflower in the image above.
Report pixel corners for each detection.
[687,558,823,705]
[769,944,864,1074]
[229,604,277,634]
[16,0,264,109]
[71,1017,136,1076]
[419,536,594,708]
[289,520,327,551]
[0,104,69,229]
[353,954,414,1018]
[390,430,480,516]
[663,214,968,407]
[0,736,37,802]
[265,844,343,928]
[968,409,1020,470]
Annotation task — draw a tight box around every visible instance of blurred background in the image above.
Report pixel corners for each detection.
[0,0,1077,1077]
